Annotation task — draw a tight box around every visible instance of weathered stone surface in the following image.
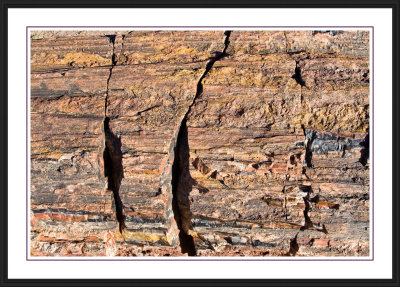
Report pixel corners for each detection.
[30,30,370,257]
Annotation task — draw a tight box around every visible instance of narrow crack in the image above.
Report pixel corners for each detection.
[359,131,369,166]
[281,183,288,221]
[161,31,231,256]
[185,30,231,118]
[283,31,288,53]
[104,34,117,117]
[286,183,328,255]
[299,185,313,231]
[119,34,127,65]
[101,34,125,233]
[135,104,162,116]
[298,184,328,234]
[102,117,125,233]
[300,85,303,104]
[302,126,316,168]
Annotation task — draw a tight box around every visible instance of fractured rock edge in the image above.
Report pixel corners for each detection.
[99,33,126,238]
[161,31,232,255]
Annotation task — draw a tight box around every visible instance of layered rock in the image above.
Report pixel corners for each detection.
[30,30,370,257]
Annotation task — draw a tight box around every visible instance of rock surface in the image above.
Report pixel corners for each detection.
[30,30,370,257]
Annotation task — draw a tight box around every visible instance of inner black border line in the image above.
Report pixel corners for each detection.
[26,25,374,262]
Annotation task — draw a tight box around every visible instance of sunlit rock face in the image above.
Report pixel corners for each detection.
[30,30,370,257]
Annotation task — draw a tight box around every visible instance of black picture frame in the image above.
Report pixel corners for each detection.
[1,0,399,286]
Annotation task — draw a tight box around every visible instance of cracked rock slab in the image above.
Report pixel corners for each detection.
[30,30,370,257]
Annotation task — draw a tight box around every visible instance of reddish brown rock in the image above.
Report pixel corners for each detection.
[30,30,370,257]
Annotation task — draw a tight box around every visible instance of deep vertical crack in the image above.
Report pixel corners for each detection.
[102,117,125,233]
[171,119,196,256]
[162,31,231,255]
[101,34,125,233]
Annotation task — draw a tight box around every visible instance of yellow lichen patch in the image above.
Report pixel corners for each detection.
[31,33,44,40]
[174,46,196,55]
[31,146,64,160]
[36,152,64,159]
[124,84,142,96]
[165,226,179,245]
[124,45,208,65]
[159,68,202,83]
[114,230,168,244]
[125,52,165,64]
[295,103,369,133]
[62,52,111,66]
[31,52,111,71]
[190,170,210,182]
[187,230,199,237]
[197,177,217,191]
[204,65,291,88]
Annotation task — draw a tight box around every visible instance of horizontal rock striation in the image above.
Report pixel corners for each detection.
[30,30,370,257]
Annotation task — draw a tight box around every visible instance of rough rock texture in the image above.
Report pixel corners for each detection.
[30,30,370,257]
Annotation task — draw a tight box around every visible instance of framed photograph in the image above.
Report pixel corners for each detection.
[1,1,399,286]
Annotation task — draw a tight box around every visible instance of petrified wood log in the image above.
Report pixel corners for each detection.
[30,30,369,257]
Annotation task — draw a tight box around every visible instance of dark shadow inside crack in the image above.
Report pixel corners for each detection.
[103,117,125,233]
[292,60,306,87]
[171,118,196,256]
[285,233,299,256]
[359,131,369,166]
